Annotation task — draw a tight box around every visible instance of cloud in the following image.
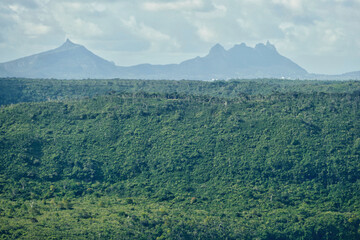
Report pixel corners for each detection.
[192,3,227,19]
[0,1,62,43]
[272,0,304,12]
[73,19,103,37]
[23,22,51,38]
[47,1,108,40]
[53,1,107,15]
[196,25,216,42]
[279,22,309,40]
[122,16,180,51]
[143,0,204,11]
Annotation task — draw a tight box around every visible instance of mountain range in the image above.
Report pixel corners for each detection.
[0,39,359,80]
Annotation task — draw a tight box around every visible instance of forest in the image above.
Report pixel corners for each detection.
[1,78,360,106]
[0,78,360,239]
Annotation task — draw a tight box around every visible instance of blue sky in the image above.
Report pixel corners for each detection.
[1,0,359,74]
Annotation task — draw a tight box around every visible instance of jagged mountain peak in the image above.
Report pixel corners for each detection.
[255,42,266,49]
[208,43,226,55]
[56,39,84,52]
[266,40,276,49]
[228,42,252,53]
[63,39,79,47]
[235,42,248,48]
[255,41,277,52]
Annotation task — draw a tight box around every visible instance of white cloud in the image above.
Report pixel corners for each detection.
[56,1,107,14]
[73,19,103,37]
[122,16,169,41]
[89,2,107,13]
[24,22,51,37]
[143,0,204,11]
[192,3,227,19]
[48,2,108,39]
[213,4,227,13]
[196,25,216,42]
[323,28,343,44]
[279,22,310,39]
[272,0,304,12]
[8,4,24,13]
[122,16,180,51]
[60,2,83,11]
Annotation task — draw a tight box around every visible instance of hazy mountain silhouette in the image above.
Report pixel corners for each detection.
[0,39,119,79]
[0,39,358,80]
[170,41,308,79]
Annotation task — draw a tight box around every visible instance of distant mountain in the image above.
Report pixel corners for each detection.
[340,71,360,79]
[0,65,9,76]
[115,41,308,80]
[305,71,360,80]
[0,39,119,79]
[0,39,359,80]
[172,41,308,79]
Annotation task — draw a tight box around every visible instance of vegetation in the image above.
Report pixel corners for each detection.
[0,78,360,239]
[1,77,360,106]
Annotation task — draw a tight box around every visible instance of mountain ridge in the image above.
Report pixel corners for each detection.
[0,39,359,80]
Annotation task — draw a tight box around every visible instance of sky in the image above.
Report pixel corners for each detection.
[0,0,359,75]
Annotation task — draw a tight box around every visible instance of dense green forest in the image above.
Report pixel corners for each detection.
[1,77,360,105]
[1,78,360,239]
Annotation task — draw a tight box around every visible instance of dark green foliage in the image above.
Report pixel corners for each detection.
[0,79,360,239]
[1,78,360,106]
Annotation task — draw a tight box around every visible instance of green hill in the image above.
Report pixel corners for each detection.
[1,91,360,239]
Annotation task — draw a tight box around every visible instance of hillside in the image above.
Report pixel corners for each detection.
[1,91,360,239]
